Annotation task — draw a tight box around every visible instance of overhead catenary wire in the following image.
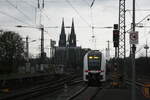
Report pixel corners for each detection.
[126,14,150,33]
[22,0,53,25]
[42,10,53,23]
[81,0,96,49]
[126,9,150,12]
[42,0,45,8]
[90,0,95,8]
[0,10,30,25]
[82,0,90,7]
[125,11,150,56]
[6,0,32,24]
[21,0,38,24]
[65,0,92,28]
[90,7,96,49]
[22,0,37,8]
[125,11,150,46]
[16,1,55,28]
[125,14,150,53]
[125,30,150,57]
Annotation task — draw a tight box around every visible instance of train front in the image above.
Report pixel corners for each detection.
[83,50,106,85]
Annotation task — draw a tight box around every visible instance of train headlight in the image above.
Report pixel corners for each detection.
[94,56,99,59]
[89,56,93,59]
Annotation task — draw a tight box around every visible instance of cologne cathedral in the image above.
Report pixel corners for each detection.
[52,18,90,72]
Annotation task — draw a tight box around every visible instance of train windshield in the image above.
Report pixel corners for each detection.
[88,55,101,70]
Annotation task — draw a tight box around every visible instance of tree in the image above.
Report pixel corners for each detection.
[0,31,25,73]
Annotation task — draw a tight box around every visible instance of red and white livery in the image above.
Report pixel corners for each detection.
[83,50,106,85]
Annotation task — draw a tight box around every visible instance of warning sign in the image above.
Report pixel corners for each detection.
[130,31,139,44]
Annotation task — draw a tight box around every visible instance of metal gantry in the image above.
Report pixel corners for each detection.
[118,0,127,87]
[118,0,126,58]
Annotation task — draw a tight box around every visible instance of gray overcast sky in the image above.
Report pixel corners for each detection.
[0,0,150,57]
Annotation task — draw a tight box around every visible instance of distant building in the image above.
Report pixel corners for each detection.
[52,18,90,72]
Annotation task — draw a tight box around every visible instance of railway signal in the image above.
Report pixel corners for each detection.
[113,24,119,47]
[113,30,119,47]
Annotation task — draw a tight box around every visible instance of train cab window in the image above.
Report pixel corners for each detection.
[88,55,101,70]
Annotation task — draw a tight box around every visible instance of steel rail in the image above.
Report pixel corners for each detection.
[126,79,144,87]
[0,75,81,100]
[67,83,109,100]
[66,84,88,100]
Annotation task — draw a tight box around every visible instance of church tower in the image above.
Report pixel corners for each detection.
[69,18,76,47]
[59,18,66,47]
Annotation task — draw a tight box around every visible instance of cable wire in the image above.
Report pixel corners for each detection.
[22,0,53,26]
[22,0,37,8]
[126,9,150,12]
[42,10,53,23]
[82,0,90,7]
[90,0,95,8]
[6,0,32,24]
[0,10,30,25]
[65,0,91,28]
[90,7,96,49]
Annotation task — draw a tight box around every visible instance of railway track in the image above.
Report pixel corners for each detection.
[67,83,109,100]
[0,74,82,100]
[126,79,150,87]
[126,79,150,98]
[0,73,64,92]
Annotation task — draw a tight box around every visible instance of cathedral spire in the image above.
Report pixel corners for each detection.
[61,18,65,34]
[69,18,76,47]
[59,18,66,47]
[71,18,75,35]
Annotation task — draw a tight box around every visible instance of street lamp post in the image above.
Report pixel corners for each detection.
[132,0,136,100]
[25,36,37,73]
[40,26,45,59]
[26,36,29,62]
[144,41,149,58]
[16,25,46,61]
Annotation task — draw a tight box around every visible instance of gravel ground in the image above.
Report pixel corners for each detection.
[33,82,85,100]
